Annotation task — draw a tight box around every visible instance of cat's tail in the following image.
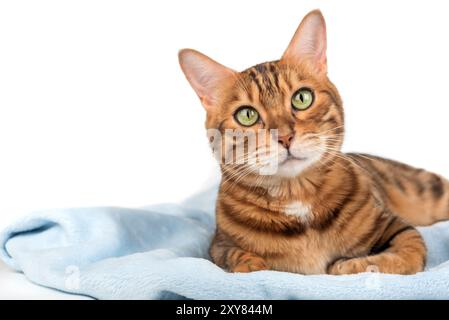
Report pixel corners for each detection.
[348,153,449,226]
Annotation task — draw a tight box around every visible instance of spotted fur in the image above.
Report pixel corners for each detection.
[178,10,445,275]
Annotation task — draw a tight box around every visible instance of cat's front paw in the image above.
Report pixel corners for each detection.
[327,257,373,275]
[231,255,269,273]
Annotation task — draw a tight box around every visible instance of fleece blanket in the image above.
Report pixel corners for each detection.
[1,186,449,300]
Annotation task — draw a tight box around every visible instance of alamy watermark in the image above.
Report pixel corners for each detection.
[364,264,382,290]
[207,128,280,175]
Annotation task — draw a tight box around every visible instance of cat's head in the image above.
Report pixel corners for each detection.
[179,10,343,180]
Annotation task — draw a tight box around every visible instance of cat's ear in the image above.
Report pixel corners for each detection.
[179,49,236,111]
[281,10,327,74]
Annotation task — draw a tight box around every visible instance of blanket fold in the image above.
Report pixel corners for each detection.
[1,188,449,299]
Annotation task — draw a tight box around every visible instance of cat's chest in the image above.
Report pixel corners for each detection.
[282,201,312,222]
[248,201,340,274]
[263,232,337,274]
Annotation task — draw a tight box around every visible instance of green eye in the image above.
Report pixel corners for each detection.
[292,88,314,110]
[234,107,259,126]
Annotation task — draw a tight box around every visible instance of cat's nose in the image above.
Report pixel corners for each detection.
[278,133,294,149]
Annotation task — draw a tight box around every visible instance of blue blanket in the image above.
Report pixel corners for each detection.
[1,187,449,299]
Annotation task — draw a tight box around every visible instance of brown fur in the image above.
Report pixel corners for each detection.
[178,10,447,275]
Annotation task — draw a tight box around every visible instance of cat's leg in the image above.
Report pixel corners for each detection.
[209,229,269,273]
[327,223,426,275]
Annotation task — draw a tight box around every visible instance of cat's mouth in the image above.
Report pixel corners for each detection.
[279,154,308,165]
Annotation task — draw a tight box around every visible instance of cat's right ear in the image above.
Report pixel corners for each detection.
[178,49,236,111]
[281,10,327,74]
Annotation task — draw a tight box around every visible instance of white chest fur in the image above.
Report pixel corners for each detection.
[284,201,311,221]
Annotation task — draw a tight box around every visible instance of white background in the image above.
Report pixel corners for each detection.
[1,0,449,230]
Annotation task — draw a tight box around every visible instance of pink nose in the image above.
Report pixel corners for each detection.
[278,133,294,149]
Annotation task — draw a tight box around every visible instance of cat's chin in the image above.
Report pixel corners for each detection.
[273,156,319,178]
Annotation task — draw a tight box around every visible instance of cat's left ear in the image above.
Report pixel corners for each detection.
[179,49,237,111]
[281,9,327,74]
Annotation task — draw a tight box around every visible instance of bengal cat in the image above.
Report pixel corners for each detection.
[178,10,449,275]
